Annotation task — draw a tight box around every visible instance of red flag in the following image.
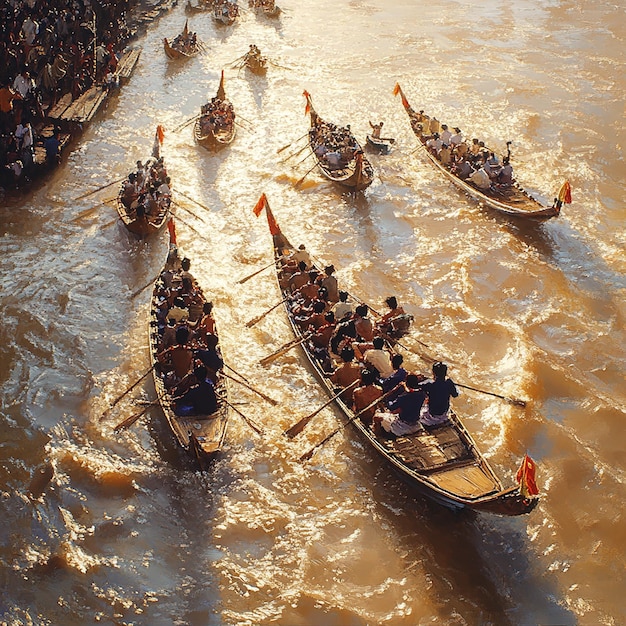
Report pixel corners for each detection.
[253,193,267,217]
[156,124,165,145]
[167,218,177,245]
[558,180,572,204]
[516,454,539,497]
[393,83,401,97]
[401,93,410,109]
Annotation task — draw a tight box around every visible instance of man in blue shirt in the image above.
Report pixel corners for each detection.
[376,374,426,437]
[173,366,218,416]
[420,361,458,427]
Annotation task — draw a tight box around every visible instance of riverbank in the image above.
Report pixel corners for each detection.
[0,0,178,202]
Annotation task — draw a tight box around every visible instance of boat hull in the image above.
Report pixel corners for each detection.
[163,38,200,60]
[149,243,230,468]
[265,223,538,516]
[395,86,560,220]
[366,134,393,154]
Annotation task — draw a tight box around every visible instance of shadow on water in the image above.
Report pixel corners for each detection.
[357,447,577,625]
[501,213,626,295]
[241,70,269,109]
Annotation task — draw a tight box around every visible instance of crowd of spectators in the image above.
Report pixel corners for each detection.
[0,0,138,188]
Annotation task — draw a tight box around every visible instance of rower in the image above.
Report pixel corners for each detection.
[369,120,384,139]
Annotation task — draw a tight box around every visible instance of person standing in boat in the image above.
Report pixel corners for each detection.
[497,157,514,186]
[419,361,459,427]
[369,120,383,139]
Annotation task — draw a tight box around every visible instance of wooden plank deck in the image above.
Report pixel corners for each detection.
[56,85,109,123]
[387,423,473,472]
[46,93,73,120]
[116,48,142,82]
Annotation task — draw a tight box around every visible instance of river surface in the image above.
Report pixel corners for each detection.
[1,1,625,624]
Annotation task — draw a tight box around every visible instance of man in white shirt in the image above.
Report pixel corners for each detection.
[469,167,491,190]
[13,70,34,99]
[362,337,394,379]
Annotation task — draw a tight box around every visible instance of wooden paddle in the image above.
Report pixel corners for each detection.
[260,332,312,367]
[131,273,160,299]
[172,114,200,133]
[172,199,207,223]
[277,131,309,154]
[175,189,212,212]
[284,380,360,439]
[237,260,277,285]
[73,176,126,201]
[291,150,315,169]
[299,387,397,462]
[113,400,160,433]
[99,365,156,421]
[295,162,319,187]
[223,398,264,435]
[279,142,308,163]
[245,296,289,328]
[175,214,207,239]
[234,119,253,133]
[456,383,527,407]
[221,370,278,406]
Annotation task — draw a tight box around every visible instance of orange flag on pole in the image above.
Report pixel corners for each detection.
[253,193,267,217]
[558,180,572,204]
[516,454,539,497]
[303,90,311,116]
[393,83,401,96]
[253,194,280,235]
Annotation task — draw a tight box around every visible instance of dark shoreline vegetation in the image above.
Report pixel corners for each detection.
[0,0,177,200]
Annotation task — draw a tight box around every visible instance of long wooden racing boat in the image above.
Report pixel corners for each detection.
[194,71,236,150]
[394,83,567,220]
[303,91,374,192]
[116,126,172,237]
[149,220,230,468]
[164,20,201,59]
[254,196,539,516]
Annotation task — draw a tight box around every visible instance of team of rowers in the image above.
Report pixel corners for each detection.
[120,157,171,225]
[248,0,278,11]
[309,119,371,175]
[169,29,200,55]
[214,0,240,21]
[243,45,267,70]
[153,248,223,417]
[278,245,459,438]
[408,110,515,191]
[199,96,235,136]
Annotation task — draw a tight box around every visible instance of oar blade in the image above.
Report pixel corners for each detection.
[113,409,146,433]
[283,416,311,439]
